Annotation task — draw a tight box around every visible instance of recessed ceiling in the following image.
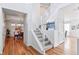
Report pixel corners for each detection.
[3,8,25,17]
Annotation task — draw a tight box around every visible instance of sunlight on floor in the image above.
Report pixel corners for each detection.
[64,37,77,55]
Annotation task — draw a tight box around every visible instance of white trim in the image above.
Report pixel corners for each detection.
[54,40,64,48]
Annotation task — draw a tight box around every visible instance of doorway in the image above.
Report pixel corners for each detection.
[2,8,26,55]
[64,23,70,38]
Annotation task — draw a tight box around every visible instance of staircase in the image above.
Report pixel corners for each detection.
[34,28,52,51]
[31,4,52,54]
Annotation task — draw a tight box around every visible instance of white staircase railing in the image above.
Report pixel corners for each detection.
[31,27,53,54]
[31,29,45,54]
[41,5,51,42]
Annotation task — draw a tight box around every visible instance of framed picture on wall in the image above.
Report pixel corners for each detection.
[47,22,55,30]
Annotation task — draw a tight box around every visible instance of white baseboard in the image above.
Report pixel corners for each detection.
[54,40,64,48]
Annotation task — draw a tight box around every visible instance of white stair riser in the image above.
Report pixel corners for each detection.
[34,29,52,51]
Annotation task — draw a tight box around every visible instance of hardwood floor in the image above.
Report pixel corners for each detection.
[46,36,77,55]
[3,36,77,55]
[3,37,41,55]
[64,36,77,55]
[46,43,64,55]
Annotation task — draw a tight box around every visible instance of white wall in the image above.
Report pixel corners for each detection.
[26,3,41,46]
[0,6,5,54]
[31,4,40,29]
[53,9,64,47]
[40,6,48,16]
[70,11,79,37]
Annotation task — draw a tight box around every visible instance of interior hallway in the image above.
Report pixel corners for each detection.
[3,37,41,55]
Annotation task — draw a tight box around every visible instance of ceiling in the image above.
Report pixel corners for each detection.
[61,4,79,15]
[59,4,79,22]
[3,8,25,17]
[5,15,24,24]
[40,3,50,15]
[40,3,50,8]
[3,8,26,24]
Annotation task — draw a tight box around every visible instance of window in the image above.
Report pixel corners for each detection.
[11,24,15,26]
